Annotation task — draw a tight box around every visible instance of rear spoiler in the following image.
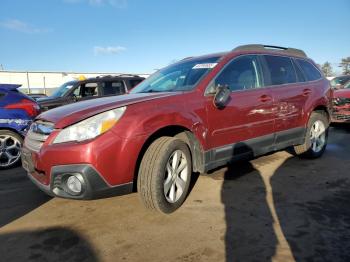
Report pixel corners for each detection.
[0,84,22,91]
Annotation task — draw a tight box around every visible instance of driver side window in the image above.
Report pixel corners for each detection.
[73,85,81,98]
[215,55,261,92]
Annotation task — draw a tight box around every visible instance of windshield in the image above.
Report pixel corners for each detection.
[344,81,350,89]
[51,81,77,97]
[130,56,220,93]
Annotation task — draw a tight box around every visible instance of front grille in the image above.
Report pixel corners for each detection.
[25,120,54,152]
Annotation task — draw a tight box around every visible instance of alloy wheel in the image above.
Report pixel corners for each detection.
[310,120,326,153]
[0,134,21,167]
[164,150,189,203]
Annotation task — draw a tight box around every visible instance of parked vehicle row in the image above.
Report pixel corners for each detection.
[38,74,145,111]
[20,44,332,213]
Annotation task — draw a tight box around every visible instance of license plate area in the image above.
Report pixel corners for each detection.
[21,148,35,173]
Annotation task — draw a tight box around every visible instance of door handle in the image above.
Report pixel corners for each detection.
[303,89,312,96]
[259,94,272,103]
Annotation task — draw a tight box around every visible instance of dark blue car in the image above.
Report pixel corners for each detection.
[0,84,40,168]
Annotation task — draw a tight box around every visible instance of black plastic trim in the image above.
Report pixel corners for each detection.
[27,164,133,200]
[204,127,305,172]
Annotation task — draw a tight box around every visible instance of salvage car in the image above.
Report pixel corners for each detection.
[0,84,40,168]
[38,74,145,111]
[332,80,350,123]
[330,75,350,89]
[22,44,331,213]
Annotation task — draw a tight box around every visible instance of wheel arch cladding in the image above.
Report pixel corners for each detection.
[132,125,205,191]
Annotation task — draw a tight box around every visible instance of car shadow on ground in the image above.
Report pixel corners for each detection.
[218,160,277,262]
[0,167,51,228]
[0,226,98,262]
[219,126,350,261]
[270,126,350,261]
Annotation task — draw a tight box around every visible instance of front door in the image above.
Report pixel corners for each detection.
[205,55,275,166]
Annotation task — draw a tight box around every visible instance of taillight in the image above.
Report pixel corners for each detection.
[5,99,41,117]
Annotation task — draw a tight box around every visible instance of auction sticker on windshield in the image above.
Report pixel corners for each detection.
[192,63,218,69]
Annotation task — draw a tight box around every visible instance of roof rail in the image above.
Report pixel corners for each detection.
[117,74,141,78]
[181,56,194,61]
[233,44,307,58]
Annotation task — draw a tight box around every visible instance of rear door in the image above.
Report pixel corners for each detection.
[99,80,126,96]
[205,55,275,162]
[261,55,309,145]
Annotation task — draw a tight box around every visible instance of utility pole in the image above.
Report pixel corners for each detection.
[26,71,31,94]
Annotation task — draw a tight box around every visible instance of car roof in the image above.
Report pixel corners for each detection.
[0,84,22,92]
[180,44,309,63]
[73,75,144,84]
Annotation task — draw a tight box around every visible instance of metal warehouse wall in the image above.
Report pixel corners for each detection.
[0,71,150,95]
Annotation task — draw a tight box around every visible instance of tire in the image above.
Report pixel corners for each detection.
[293,111,329,158]
[0,130,23,169]
[137,137,192,214]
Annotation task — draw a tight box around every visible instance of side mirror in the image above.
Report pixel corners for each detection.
[213,85,230,109]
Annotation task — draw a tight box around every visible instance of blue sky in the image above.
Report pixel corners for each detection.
[0,0,349,74]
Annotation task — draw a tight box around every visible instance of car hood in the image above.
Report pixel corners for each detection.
[37,92,178,128]
[334,89,350,99]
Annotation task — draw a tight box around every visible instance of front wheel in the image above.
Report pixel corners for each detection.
[137,137,192,214]
[294,111,329,158]
[0,130,23,169]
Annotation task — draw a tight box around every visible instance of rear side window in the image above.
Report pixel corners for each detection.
[215,55,261,91]
[296,59,322,81]
[264,55,296,85]
[0,92,5,100]
[292,60,306,82]
[101,81,125,95]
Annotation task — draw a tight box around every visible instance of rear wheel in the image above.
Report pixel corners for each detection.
[137,137,192,214]
[0,130,23,169]
[294,111,329,158]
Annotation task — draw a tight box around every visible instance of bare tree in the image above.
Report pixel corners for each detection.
[321,62,333,77]
[340,57,350,75]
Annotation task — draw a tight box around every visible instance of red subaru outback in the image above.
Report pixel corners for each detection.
[22,45,332,213]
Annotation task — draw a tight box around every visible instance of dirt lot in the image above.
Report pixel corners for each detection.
[0,125,350,262]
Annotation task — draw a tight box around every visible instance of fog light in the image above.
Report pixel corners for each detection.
[66,175,82,194]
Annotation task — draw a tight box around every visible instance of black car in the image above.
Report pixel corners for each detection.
[28,93,47,101]
[38,75,145,111]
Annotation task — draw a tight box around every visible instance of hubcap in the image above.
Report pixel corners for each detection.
[164,150,188,203]
[0,135,21,167]
[310,120,326,153]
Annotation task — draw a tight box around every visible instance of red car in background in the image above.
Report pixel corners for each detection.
[330,75,350,89]
[332,80,350,123]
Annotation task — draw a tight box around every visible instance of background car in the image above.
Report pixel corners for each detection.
[330,75,350,89]
[38,74,145,111]
[332,80,350,123]
[0,84,40,168]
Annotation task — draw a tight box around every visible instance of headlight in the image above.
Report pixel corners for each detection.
[53,107,126,144]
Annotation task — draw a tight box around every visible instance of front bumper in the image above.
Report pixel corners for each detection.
[331,107,350,123]
[22,149,133,199]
